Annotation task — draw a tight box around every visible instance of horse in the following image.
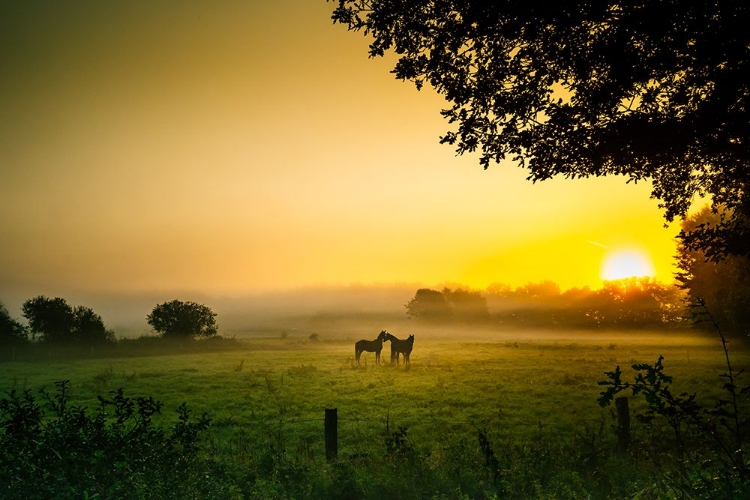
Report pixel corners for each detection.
[384,332,414,366]
[355,330,388,366]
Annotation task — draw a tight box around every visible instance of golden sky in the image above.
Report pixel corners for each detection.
[0,0,681,300]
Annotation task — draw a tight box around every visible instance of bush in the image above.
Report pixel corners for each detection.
[0,380,219,499]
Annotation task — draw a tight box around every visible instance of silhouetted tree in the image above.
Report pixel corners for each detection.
[0,302,28,345]
[21,296,114,344]
[442,288,490,322]
[22,296,75,343]
[405,288,452,322]
[676,206,750,338]
[72,306,115,344]
[147,300,218,339]
[332,1,750,259]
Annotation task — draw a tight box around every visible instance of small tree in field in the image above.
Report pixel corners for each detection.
[147,300,218,339]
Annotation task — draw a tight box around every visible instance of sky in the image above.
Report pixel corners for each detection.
[0,0,683,307]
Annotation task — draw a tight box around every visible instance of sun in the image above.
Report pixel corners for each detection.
[600,249,656,281]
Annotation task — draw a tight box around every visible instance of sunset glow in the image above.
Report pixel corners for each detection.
[601,249,656,281]
[0,1,680,311]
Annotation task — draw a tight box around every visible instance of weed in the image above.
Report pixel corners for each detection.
[92,365,114,386]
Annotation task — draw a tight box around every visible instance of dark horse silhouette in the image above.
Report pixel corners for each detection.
[384,332,414,366]
[355,330,388,366]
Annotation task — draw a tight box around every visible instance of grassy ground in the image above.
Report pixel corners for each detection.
[1,325,741,463]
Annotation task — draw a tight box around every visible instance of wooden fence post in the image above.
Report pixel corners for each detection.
[325,408,338,461]
[615,396,630,452]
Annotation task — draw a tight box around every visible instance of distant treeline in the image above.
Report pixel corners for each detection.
[405,207,750,339]
[0,296,219,349]
[406,278,685,330]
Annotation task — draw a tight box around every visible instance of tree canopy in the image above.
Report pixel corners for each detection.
[147,300,218,339]
[332,1,750,259]
[21,296,114,344]
[22,296,75,343]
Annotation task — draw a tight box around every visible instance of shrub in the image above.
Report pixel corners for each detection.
[0,380,217,499]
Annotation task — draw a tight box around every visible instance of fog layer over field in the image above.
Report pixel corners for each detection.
[2,285,419,339]
[2,283,713,351]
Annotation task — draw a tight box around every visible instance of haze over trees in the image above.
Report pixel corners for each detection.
[332,1,750,260]
[147,300,218,339]
[407,279,684,329]
[406,287,489,322]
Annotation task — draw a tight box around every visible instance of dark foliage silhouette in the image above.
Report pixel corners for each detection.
[147,299,218,339]
[0,380,213,499]
[21,296,114,344]
[22,296,74,343]
[0,302,27,345]
[332,1,750,259]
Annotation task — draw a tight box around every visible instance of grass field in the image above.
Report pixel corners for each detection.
[1,324,741,457]
[2,322,749,498]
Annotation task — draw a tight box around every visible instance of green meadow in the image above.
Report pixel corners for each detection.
[2,324,747,498]
[1,326,739,449]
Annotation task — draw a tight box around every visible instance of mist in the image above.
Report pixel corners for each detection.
[0,284,420,340]
[0,278,688,342]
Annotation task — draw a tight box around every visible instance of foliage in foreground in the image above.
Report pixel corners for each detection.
[0,380,214,499]
[598,301,750,498]
[0,379,645,499]
[0,380,745,500]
